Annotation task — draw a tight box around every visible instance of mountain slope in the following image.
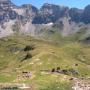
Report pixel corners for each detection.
[0,35,90,89]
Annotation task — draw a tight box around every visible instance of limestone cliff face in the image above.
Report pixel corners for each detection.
[0,0,90,38]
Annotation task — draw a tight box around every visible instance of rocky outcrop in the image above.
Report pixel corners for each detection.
[0,0,19,23]
[69,8,83,23]
[32,3,69,24]
[82,5,90,24]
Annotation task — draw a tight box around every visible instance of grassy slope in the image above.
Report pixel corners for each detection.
[0,34,90,90]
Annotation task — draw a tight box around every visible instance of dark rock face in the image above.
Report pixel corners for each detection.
[0,10,19,23]
[8,10,18,20]
[82,5,90,24]
[0,0,18,23]
[0,0,38,23]
[69,8,83,23]
[21,4,38,20]
[32,3,90,24]
[0,0,16,9]
[32,3,69,24]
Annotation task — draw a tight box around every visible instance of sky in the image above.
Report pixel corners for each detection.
[11,0,90,9]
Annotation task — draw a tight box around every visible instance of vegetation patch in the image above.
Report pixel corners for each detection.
[24,45,35,51]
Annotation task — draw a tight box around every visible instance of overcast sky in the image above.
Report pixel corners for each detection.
[11,0,90,9]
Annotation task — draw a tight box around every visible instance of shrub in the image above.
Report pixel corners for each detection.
[51,68,55,72]
[24,45,35,51]
[21,53,32,62]
[68,68,79,76]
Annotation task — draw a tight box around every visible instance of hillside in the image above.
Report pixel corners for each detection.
[0,35,90,89]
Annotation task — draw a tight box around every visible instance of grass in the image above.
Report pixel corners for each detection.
[39,82,72,90]
[0,34,89,90]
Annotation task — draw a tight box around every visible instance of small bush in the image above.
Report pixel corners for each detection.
[51,68,55,72]
[62,69,68,75]
[24,45,35,51]
[57,67,60,71]
[68,68,79,76]
[24,53,32,59]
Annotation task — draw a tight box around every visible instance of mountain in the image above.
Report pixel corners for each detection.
[0,0,90,39]
[82,5,90,24]
[32,3,69,24]
[0,0,18,22]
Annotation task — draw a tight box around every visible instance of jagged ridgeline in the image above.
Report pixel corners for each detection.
[0,0,90,41]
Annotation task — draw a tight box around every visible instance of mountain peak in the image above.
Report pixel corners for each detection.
[42,3,60,8]
[0,0,16,8]
[0,0,10,2]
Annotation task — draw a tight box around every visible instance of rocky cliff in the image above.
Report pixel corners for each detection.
[0,0,90,38]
